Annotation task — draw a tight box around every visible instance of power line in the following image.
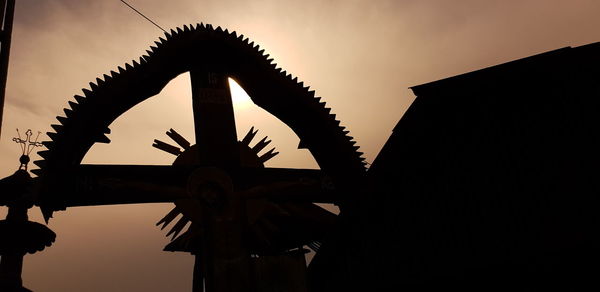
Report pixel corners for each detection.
[119,0,166,33]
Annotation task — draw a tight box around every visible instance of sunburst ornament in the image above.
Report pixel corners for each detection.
[152,127,279,167]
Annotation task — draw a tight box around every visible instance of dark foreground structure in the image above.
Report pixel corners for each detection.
[1,24,599,291]
[312,43,600,291]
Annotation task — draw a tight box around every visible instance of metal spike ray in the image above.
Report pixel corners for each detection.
[118,66,126,74]
[153,139,182,156]
[30,168,43,176]
[259,148,279,163]
[157,207,180,229]
[89,82,98,91]
[252,136,271,154]
[176,27,183,34]
[241,127,258,146]
[166,216,190,240]
[166,129,191,150]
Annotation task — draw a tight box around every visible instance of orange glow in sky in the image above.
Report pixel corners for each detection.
[2,0,600,291]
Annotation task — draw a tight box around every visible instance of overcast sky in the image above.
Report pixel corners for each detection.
[2,0,600,291]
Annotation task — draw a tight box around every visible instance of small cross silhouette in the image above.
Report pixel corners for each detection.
[12,129,43,170]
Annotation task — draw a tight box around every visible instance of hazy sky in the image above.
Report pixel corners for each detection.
[2,0,600,291]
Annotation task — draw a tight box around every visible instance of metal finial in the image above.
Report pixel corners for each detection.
[12,129,43,170]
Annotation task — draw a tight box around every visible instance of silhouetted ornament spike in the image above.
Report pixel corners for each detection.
[50,124,63,132]
[252,136,271,153]
[258,49,265,55]
[63,108,74,118]
[89,82,98,91]
[103,74,111,81]
[166,129,191,150]
[239,35,245,41]
[275,68,282,73]
[46,132,58,141]
[298,140,308,149]
[154,41,162,47]
[266,58,274,64]
[292,77,298,83]
[183,24,190,32]
[157,207,180,229]
[241,126,258,146]
[110,71,119,78]
[153,139,182,156]
[30,168,43,176]
[308,91,316,97]
[259,148,279,163]
[324,108,332,114]
[167,216,189,240]
[231,30,236,37]
[164,31,173,39]
[41,141,54,149]
[159,37,167,43]
[96,77,105,86]
[125,63,134,70]
[249,41,254,47]
[118,66,126,74]
[281,70,287,76]
[196,23,203,30]
[264,54,270,59]
[57,116,68,125]
[146,50,154,57]
[224,28,230,34]
[270,63,277,68]
[176,27,184,34]
[72,96,85,106]
[103,127,111,134]
[82,88,93,98]
[68,101,79,111]
[33,160,46,168]
[96,134,110,144]
[333,120,341,126]
[140,56,149,64]
[38,150,51,159]
[215,26,223,33]
[170,28,178,35]
[298,81,304,87]
[132,60,140,67]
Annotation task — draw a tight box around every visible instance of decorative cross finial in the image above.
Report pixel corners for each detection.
[12,129,43,170]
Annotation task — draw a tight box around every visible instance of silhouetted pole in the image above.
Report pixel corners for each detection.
[0,0,16,139]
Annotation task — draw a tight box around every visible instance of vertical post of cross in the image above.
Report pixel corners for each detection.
[0,0,15,139]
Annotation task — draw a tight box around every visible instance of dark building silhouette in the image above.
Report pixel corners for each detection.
[310,43,600,291]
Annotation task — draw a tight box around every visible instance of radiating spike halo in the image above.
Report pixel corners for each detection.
[259,148,279,163]
[251,136,271,154]
[166,129,191,150]
[241,126,258,146]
